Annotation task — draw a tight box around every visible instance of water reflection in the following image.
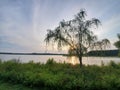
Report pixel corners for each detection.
[67,56,79,65]
[0,55,120,65]
[66,56,120,66]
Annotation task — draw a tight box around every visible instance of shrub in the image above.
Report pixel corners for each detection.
[109,61,118,68]
[0,59,120,89]
[46,58,56,65]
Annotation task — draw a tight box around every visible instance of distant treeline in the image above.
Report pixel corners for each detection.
[0,52,67,56]
[87,49,119,57]
[0,49,119,57]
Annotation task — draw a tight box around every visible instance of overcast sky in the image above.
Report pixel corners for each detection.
[0,0,120,53]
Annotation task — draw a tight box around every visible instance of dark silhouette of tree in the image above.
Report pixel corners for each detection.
[114,34,120,49]
[114,34,120,56]
[45,9,110,67]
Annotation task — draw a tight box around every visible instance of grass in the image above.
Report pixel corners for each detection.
[0,58,120,90]
[0,81,35,90]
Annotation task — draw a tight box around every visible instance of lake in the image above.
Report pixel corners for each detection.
[0,55,120,65]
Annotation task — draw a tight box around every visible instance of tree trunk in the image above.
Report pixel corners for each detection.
[79,56,82,67]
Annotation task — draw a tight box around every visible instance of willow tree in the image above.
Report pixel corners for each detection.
[45,9,102,67]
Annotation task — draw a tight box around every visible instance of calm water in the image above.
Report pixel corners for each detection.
[0,55,120,65]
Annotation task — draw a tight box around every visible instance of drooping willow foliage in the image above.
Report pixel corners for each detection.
[45,9,110,67]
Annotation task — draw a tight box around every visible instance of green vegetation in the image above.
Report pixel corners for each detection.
[45,9,110,67]
[0,81,34,90]
[0,59,120,90]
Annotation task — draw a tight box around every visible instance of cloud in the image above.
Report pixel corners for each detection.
[94,15,120,39]
[0,0,120,53]
[0,1,43,52]
[92,15,120,49]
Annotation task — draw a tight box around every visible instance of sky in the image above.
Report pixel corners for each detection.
[0,0,120,53]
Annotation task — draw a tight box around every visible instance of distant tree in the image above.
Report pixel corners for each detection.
[45,9,110,67]
[114,34,120,49]
[114,34,120,56]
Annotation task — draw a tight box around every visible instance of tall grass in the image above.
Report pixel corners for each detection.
[0,58,120,90]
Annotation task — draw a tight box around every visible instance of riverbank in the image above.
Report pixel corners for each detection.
[0,58,120,90]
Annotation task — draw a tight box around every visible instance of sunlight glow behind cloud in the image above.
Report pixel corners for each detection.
[0,0,120,53]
